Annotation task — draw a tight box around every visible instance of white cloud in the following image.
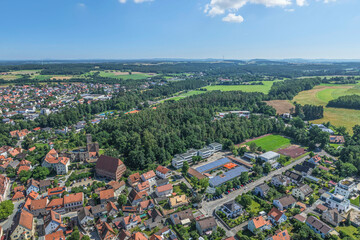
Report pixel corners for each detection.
[222,13,244,23]
[323,0,336,3]
[296,0,308,6]
[118,0,127,3]
[77,3,86,7]
[285,8,295,11]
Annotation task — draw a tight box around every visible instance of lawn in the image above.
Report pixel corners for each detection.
[164,90,205,102]
[336,225,359,239]
[248,200,261,215]
[293,83,360,134]
[350,196,360,206]
[246,135,291,152]
[204,81,276,94]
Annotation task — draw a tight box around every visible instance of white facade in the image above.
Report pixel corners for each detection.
[325,193,350,213]
[198,147,214,159]
[334,179,356,198]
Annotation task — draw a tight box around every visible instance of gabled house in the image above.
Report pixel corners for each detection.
[42,149,70,175]
[271,174,289,187]
[106,201,118,217]
[144,209,163,230]
[248,216,272,233]
[99,189,115,204]
[265,230,290,240]
[26,178,40,195]
[64,192,84,212]
[10,210,35,240]
[196,216,217,235]
[128,173,141,186]
[273,195,296,211]
[308,155,322,165]
[156,166,171,179]
[108,181,126,197]
[128,189,148,206]
[136,181,150,192]
[155,184,173,197]
[139,199,155,213]
[91,204,108,218]
[306,216,332,238]
[292,184,313,200]
[30,197,49,217]
[284,170,302,184]
[254,183,270,198]
[96,219,118,240]
[78,207,94,229]
[44,210,66,235]
[141,170,156,183]
[170,209,194,225]
[267,207,287,225]
[221,200,244,218]
[95,155,127,181]
[121,214,142,230]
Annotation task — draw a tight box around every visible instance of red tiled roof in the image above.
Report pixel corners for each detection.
[19,210,33,230]
[156,166,170,175]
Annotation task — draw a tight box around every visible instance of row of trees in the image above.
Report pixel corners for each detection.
[294,103,324,121]
[327,95,360,110]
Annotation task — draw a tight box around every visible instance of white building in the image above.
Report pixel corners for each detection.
[324,193,350,213]
[259,151,280,168]
[172,149,198,169]
[209,142,222,152]
[334,179,356,199]
[198,147,214,159]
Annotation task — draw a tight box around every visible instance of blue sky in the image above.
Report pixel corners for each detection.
[0,0,359,60]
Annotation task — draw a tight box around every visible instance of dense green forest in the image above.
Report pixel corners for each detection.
[327,95,360,110]
[268,78,322,100]
[294,103,324,121]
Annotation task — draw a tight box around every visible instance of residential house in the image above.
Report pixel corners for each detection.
[170,209,194,225]
[44,231,66,240]
[92,204,108,218]
[259,151,280,168]
[10,210,35,240]
[107,201,118,217]
[308,155,322,165]
[169,195,189,208]
[30,197,49,217]
[44,210,66,235]
[254,183,270,198]
[271,174,289,187]
[323,193,350,213]
[42,149,70,175]
[334,179,356,198]
[267,207,287,225]
[96,219,118,240]
[292,184,313,200]
[294,164,312,176]
[78,207,94,230]
[46,198,65,214]
[196,216,217,235]
[128,189,148,206]
[329,135,345,144]
[64,192,84,212]
[156,179,169,187]
[155,184,173,197]
[108,181,126,197]
[139,199,155,213]
[187,168,205,180]
[284,170,302,184]
[248,216,272,233]
[129,232,148,240]
[144,209,163,230]
[136,181,150,192]
[39,179,53,192]
[265,230,290,240]
[95,155,127,181]
[128,173,141,186]
[47,186,66,198]
[322,209,344,227]
[121,214,142,230]
[141,170,156,183]
[306,216,332,238]
[156,166,171,179]
[26,178,40,195]
[220,200,244,218]
[273,195,296,211]
[99,189,115,204]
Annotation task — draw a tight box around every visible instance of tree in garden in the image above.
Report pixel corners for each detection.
[182,161,189,175]
[117,195,127,207]
[0,200,14,219]
[263,162,271,174]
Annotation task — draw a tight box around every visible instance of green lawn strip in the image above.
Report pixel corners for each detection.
[204,81,277,94]
[336,225,359,239]
[245,135,291,152]
[350,196,360,206]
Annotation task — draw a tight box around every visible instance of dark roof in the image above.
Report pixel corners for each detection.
[256,183,270,194]
[91,204,107,215]
[96,155,124,174]
[223,200,243,212]
[78,207,93,221]
[284,170,302,181]
[187,168,205,180]
[197,216,217,230]
[170,209,194,225]
[303,161,316,169]
[306,216,332,234]
[298,184,314,196]
[294,164,311,173]
[276,195,296,207]
[156,178,169,187]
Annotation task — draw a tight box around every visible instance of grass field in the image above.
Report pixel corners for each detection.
[246,135,291,151]
[204,81,277,94]
[164,90,205,101]
[293,83,360,133]
[336,225,359,239]
[98,71,153,80]
[264,100,295,114]
[350,196,360,206]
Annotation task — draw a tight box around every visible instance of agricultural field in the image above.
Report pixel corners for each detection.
[264,100,295,114]
[294,83,360,133]
[204,81,277,94]
[164,90,205,101]
[245,135,291,152]
[98,70,155,80]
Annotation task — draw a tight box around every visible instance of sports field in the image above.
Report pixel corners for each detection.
[293,83,360,133]
[204,81,277,94]
[245,135,291,152]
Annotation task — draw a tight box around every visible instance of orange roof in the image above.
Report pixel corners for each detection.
[17,165,30,175]
[126,110,140,115]
[99,189,114,200]
[14,185,25,192]
[251,216,271,229]
[28,191,39,200]
[141,170,156,180]
[28,147,36,152]
[137,181,150,191]
[47,198,64,209]
[12,191,25,201]
[33,127,41,131]
[224,163,237,169]
[19,210,34,230]
[58,157,69,165]
[30,198,48,210]
[123,214,141,225]
[45,230,65,240]
[156,165,170,175]
[47,187,66,196]
[271,230,290,240]
[156,183,173,193]
[130,232,148,240]
[50,210,62,224]
[64,192,83,204]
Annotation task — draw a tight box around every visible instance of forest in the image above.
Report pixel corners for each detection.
[267,77,322,100]
[294,103,324,121]
[327,95,360,110]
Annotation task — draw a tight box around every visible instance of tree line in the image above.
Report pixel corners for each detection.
[327,95,360,110]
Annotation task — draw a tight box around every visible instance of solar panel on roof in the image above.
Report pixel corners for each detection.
[196,157,231,173]
[209,166,248,187]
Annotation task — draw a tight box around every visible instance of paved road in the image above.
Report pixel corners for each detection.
[0,200,24,230]
[201,154,309,236]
